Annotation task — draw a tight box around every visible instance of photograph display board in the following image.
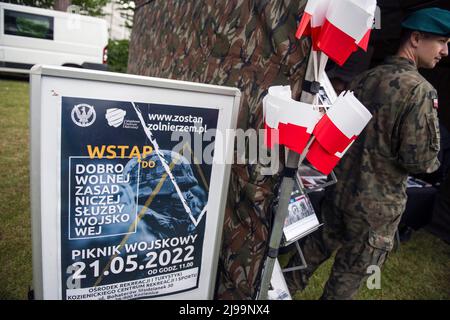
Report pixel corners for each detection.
[30,66,240,300]
[283,192,320,245]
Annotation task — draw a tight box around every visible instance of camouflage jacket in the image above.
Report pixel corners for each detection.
[129,0,311,299]
[326,56,441,216]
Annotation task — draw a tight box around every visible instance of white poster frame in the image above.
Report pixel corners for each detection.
[29,65,241,300]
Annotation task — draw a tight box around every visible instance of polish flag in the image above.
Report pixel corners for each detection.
[311,114,356,155]
[263,86,321,154]
[306,91,372,174]
[263,95,281,149]
[306,139,354,175]
[354,0,377,51]
[313,92,371,154]
[278,100,321,154]
[295,0,331,50]
[317,0,377,66]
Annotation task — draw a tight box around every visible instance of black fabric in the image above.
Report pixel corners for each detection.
[307,187,438,230]
[427,172,450,244]
[283,167,297,178]
[302,80,321,95]
[402,187,437,229]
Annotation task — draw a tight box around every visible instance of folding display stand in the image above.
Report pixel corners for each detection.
[259,50,336,300]
[281,171,336,274]
[266,168,336,300]
[282,242,308,272]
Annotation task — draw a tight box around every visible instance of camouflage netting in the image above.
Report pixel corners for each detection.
[128,0,310,299]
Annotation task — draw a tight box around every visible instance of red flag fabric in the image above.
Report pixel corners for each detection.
[316,20,358,66]
[357,29,372,51]
[306,140,342,175]
[264,122,279,149]
[296,0,332,49]
[295,12,312,38]
[281,123,312,154]
[263,95,281,149]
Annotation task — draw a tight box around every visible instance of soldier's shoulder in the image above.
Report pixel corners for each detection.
[413,74,436,93]
[384,66,435,94]
[350,64,419,92]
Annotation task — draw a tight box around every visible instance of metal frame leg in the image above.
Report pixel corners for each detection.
[282,241,308,273]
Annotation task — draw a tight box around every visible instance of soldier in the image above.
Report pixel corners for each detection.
[285,7,450,299]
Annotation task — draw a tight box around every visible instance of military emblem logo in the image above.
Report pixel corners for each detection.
[71,103,96,127]
[105,108,126,127]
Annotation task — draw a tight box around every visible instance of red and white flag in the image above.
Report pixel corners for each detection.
[306,139,353,175]
[317,0,377,65]
[296,0,377,65]
[355,0,378,51]
[263,86,321,154]
[263,94,281,149]
[306,91,372,174]
[278,99,321,154]
[296,0,331,50]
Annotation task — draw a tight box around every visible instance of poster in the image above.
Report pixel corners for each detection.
[60,97,219,300]
[283,193,320,245]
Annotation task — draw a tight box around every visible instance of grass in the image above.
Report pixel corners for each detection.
[0,79,449,300]
[0,79,32,299]
[288,230,450,300]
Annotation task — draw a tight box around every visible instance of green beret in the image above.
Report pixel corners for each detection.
[402,7,450,37]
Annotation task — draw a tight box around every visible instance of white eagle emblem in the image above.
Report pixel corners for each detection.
[71,104,96,127]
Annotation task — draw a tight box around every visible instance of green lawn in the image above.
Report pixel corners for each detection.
[288,230,450,300]
[0,79,449,300]
[0,79,32,299]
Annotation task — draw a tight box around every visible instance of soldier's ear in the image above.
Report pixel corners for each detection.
[410,31,422,48]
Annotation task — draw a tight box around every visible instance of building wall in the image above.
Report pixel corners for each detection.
[102,1,132,40]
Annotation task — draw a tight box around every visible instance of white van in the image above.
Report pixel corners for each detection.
[0,3,108,73]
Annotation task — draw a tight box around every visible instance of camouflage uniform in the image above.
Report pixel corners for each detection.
[129,0,310,299]
[286,56,441,299]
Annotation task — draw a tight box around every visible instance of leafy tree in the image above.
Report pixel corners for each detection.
[72,0,108,16]
[0,0,54,9]
[114,0,134,30]
[1,0,110,16]
[107,39,129,73]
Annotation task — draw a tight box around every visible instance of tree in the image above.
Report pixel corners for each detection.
[71,0,109,16]
[53,0,71,11]
[1,0,54,9]
[2,0,109,16]
[107,39,129,73]
[114,0,134,30]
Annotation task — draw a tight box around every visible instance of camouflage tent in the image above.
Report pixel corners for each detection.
[128,0,450,299]
[128,0,311,299]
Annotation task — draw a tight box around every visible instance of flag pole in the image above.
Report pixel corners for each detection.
[258,49,319,300]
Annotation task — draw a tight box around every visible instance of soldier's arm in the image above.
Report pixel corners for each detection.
[397,83,440,174]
